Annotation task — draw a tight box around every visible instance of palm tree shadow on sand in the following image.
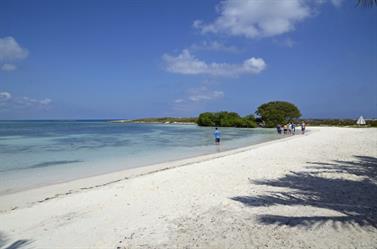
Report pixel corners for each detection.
[230,156,377,229]
[0,232,31,249]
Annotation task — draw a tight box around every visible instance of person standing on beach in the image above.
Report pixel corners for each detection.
[276,124,282,134]
[301,122,306,134]
[288,123,292,135]
[214,127,221,145]
[292,123,296,134]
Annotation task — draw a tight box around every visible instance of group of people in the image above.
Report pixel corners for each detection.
[213,122,306,145]
[276,122,306,135]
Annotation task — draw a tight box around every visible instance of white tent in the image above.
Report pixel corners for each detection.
[356,116,366,125]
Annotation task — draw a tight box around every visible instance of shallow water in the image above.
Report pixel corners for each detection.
[0,120,281,194]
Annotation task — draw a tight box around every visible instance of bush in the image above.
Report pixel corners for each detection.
[256,101,301,128]
[197,111,256,128]
[197,112,216,126]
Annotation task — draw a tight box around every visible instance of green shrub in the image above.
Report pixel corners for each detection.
[197,112,216,126]
[197,111,256,128]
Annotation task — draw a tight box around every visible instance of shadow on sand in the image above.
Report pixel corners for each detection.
[0,232,31,249]
[231,155,377,229]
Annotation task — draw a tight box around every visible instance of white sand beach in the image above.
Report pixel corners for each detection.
[0,127,376,249]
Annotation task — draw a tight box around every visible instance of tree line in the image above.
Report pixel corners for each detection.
[198,101,301,128]
[197,112,257,128]
[123,100,375,128]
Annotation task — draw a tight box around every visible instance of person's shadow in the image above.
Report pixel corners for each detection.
[230,155,377,229]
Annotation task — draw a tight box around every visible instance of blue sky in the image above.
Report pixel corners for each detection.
[0,0,376,119]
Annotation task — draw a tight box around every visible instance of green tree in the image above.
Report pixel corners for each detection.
[218,112,240,127]
[197,112,216,126]
[256,101,301,128]
[242,115,257,128]
[197,111,256,128]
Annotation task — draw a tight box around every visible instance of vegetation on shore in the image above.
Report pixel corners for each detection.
[112,100,376,128]
[256,101,301,128]
[197,112,257,128]
[197,101,301,128]
[302,119,377,127]
[119,117,377,128]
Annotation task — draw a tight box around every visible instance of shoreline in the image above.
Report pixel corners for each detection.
[0,126,278,197]
[0,127,376,249]
[0,128,307,213]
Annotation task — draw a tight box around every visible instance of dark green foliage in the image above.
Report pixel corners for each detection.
[243,115,258,128]
[197,112,256,128]
[370,120,377,127]
[197,112,216,126]
[256,101,301,128]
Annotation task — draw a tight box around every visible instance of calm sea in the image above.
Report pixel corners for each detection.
[0,120,280,194]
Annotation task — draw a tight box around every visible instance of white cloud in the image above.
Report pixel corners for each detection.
[14,97,52,107]
[189,90,224,102]
[0,91,11,101]
[274,37,296,48]
[0,37,29,61]
[194,0,312,39]
[174,99,184,103]
[315,0,345,7]
[163,49,266,77]
[188,86,224,102]
[0,37,29,72]
[173,86,224,107]
[39,98,52,105]
[190,41,239,53]
[1,63,17,71]
[0,91,52,111]
[330,0,344,7]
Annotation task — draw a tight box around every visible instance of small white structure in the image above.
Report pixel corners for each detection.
[356,116,366,125]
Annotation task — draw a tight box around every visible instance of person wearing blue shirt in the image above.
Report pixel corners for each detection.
[214,127,221,144]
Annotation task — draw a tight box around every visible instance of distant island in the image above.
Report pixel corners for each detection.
[112,117,197,125]
[112,101,377,128]
[112,117,377,128]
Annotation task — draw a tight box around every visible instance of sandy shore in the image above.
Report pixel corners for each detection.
[0,127,376,249]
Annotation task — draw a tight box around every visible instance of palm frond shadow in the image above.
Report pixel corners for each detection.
[230,156,377,229]
[0,232,32,249]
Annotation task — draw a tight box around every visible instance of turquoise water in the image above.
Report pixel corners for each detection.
[0,121,280,194]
